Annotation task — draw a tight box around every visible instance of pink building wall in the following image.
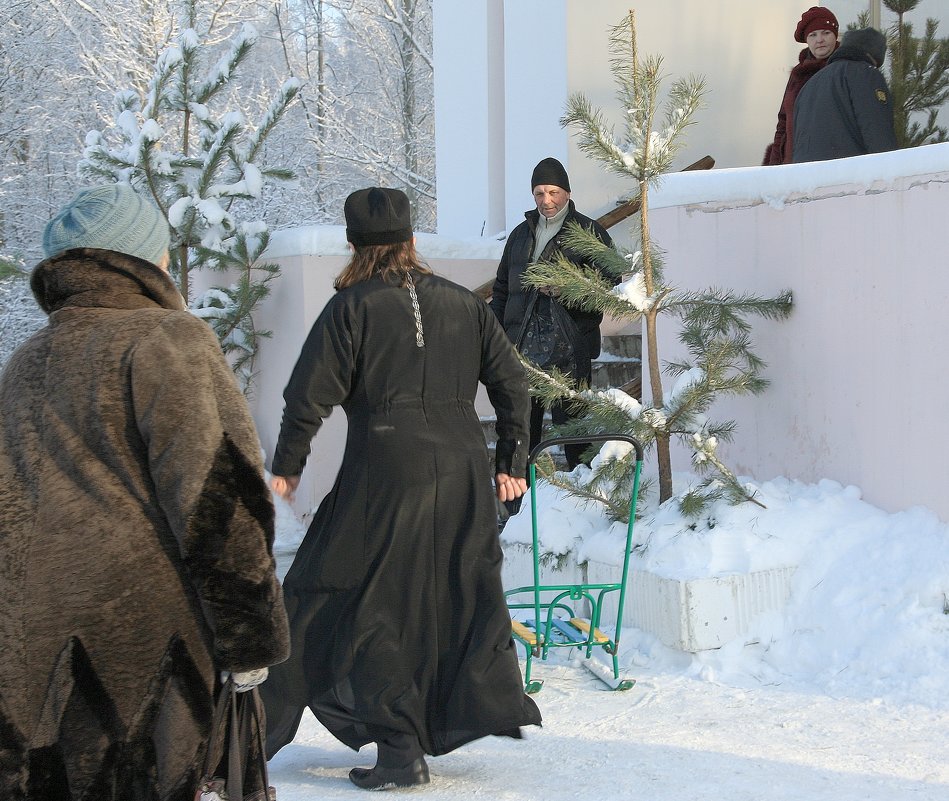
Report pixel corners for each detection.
[249,147,949,523]
[642,156,949,520]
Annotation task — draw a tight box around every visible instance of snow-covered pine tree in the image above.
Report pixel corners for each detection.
[523,10,792,520]
[852,0,949,147]
[79,0,300,392]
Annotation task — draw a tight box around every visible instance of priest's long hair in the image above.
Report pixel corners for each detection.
[335,240,432,291]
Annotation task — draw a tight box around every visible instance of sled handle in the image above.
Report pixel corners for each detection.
[529,434,644,466]
[526,433,644,663]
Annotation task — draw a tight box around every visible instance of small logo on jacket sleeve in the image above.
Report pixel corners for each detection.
[876,90,888,103]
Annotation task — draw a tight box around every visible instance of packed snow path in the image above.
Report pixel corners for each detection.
[267,659,949,800]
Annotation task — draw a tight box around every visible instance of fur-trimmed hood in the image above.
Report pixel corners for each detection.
[30,247,184,313]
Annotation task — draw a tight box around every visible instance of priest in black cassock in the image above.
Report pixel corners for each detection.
[261,187,541,791]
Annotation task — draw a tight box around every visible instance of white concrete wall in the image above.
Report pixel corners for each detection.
[433,0,816,237]
[432,0,509,239]
[500,0,570,234]
[247,251,347,521]
[639,152,949,521]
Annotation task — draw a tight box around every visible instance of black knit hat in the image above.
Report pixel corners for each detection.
[842,27,887,67]
[530,157,571,192]
[344,187,413,246]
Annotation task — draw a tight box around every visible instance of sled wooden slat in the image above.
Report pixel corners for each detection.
[570,618,610,643]
[511,619,540,645]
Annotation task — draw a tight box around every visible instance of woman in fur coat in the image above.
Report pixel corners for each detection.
[763,6,840,165]
[263,187,542,791]
[0,184,290,801]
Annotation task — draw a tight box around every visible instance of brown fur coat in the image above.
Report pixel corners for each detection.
[0,249,289,800]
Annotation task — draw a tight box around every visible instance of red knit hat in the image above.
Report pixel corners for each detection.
[794,6,839,43]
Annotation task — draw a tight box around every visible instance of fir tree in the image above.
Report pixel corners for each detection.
[853,0,949,147]
[524,11,792,520]
[78,0,300,392]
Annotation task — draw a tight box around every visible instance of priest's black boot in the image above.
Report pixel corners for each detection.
[348,757,430,790]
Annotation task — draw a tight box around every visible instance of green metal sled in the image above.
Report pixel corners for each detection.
[505,434,644,693]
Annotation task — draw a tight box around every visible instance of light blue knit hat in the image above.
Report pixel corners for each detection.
[43,184,170,267]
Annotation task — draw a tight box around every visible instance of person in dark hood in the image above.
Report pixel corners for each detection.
[489,157,614,474]
[0,184,289,800]
[263,187,541,791]
[763,6,840,165]
[792,26,898,162]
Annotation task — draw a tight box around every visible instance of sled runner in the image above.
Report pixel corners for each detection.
[505,434,644,692]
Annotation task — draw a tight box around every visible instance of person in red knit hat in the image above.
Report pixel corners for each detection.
[763,6,840,165]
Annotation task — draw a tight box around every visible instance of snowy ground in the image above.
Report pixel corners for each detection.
[268,473,949,800]
[268,667,949,800]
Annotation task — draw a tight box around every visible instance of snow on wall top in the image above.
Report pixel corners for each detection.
[651,142,949,212]
[264,225,509,262]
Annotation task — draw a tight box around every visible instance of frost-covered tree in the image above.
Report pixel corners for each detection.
[79,0,300,391]
[524,11,792,519]
[272,0,435,229]
[0,0,93,253]
[0,0,273,259]
[0,0,436,270]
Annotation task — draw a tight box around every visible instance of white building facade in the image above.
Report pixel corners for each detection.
[432,0,949,237]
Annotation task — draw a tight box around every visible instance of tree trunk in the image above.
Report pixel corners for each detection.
[639,175,673,502]
[644,308,673,502]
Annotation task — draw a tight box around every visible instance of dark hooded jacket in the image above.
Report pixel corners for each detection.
[792,43,898,163]
[262,270,540,758]
[489,200,614,369]
[763,45,836,165]
[0,248,289,801]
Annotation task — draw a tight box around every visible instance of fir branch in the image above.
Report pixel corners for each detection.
[665,288,794,329]
[195,24,256,105]
[194,115,242,205]
[555,220,629,276]
[523,257,619,314]
[260,167,295,181]
[686,431,765,509]
[539,468,635,523]
[521,356,584,409]
[244,78,302,165]
[561,93,637,180]
[143,43,180,120]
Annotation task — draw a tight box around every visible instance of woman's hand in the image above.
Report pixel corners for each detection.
[495,472,527,502]
[270,474,300,502]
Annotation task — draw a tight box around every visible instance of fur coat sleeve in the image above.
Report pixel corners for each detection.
[130,312,290,671]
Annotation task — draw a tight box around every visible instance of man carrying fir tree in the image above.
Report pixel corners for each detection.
[490,157,615,480]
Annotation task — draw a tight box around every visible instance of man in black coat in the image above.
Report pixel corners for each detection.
[490,157,614,472]
[792,27,897,162]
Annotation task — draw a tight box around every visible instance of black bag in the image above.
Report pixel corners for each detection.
[195,679,275,801]
[516,292,580,375]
